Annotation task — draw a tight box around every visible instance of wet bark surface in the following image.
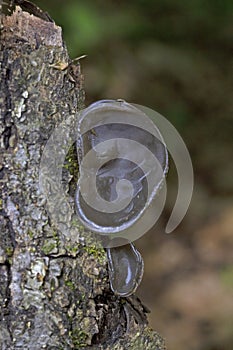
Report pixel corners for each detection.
[0,2,166,349]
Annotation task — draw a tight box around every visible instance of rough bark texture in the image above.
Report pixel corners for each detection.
[0,3,166,349]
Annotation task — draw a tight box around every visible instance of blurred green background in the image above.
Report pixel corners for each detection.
[37,1,233,349]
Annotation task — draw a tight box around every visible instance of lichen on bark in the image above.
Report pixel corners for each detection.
[0,2,166,349]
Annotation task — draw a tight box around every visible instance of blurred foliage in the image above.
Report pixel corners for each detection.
[39,0,233,53]
[34,1,232,350]
[36,0,233,201]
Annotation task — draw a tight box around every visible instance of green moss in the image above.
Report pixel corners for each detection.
[71,217,84,233]
[28,230,33,239]
[41,228,60,255]
[5,247,14,256]
[0,198,2,210]
[65,280,75,290]
[42,242,57,255]
[63,143,79,193]
[50,278,56,292]
[71,217,79,227]
[83,244,106,264]
[68,218,106,263]
[128,327,166,350]
[69,329,88,348]
[66,244,80,256]
[52,229,59,239]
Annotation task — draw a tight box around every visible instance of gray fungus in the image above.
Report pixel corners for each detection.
[106,243,144,297]
[75,100,168,296]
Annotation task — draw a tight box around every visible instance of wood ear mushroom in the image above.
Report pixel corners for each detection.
[75,100,168,296]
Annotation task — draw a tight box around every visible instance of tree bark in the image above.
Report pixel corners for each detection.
[0,2,166,349]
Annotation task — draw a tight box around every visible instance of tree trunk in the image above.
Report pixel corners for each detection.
[0,2,166,349]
